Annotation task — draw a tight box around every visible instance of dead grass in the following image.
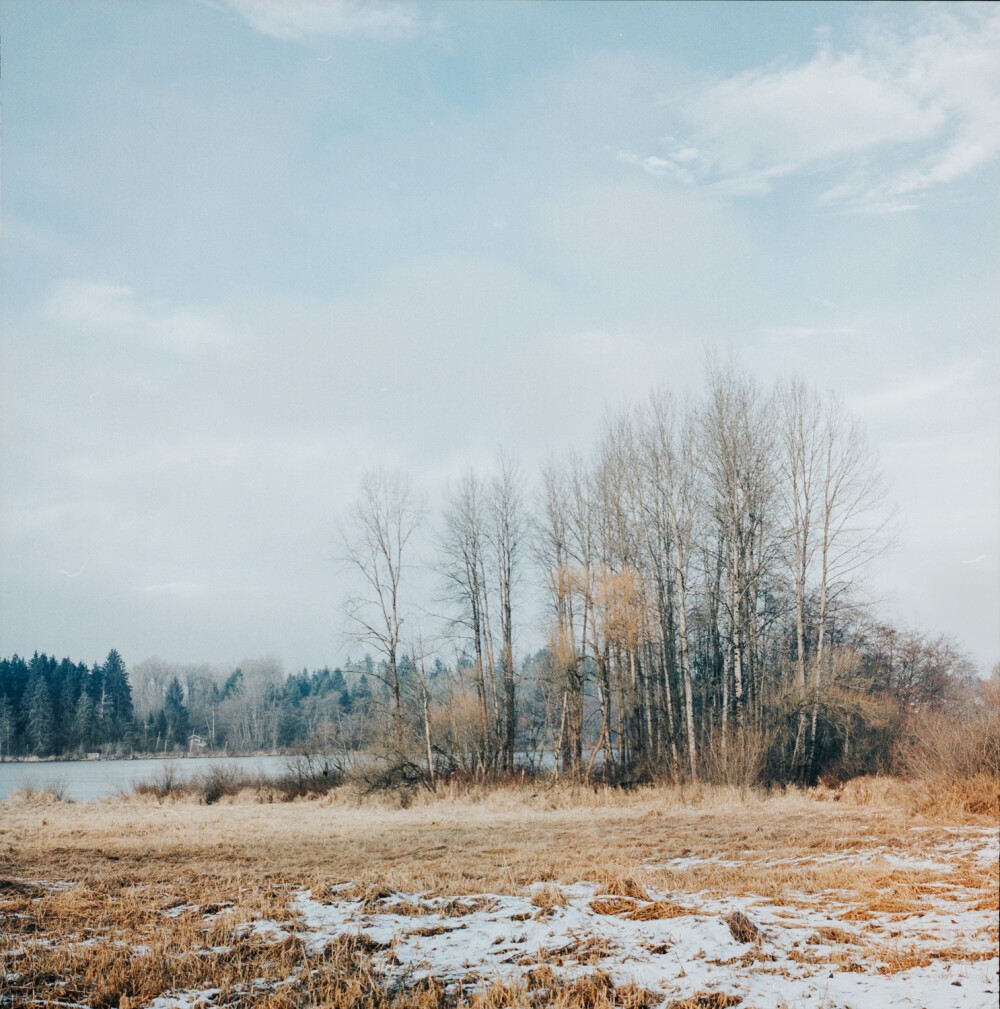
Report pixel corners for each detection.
[597,874,652,901]
[623,901,694,921]
[530,883,568,909]
[664,995,742,1009]
[2,778,996,1008]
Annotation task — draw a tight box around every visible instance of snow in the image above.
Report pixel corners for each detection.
[7,828,996,1009]
[283,828,998,1009]
[148,989,220,1009]
[289,882,997,1008]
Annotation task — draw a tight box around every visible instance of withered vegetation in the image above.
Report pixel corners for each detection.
[2,778,996,1008]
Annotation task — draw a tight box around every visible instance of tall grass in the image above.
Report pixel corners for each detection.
[129,756,346,804]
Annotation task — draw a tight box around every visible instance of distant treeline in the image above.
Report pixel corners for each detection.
[3,365,996,785]
[0,650,382,758]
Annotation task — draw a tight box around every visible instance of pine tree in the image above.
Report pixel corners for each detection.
[73,691,95,752]
[0,695,13,757]
[155,708,168,751]
[25,667,54,756]
[164,678,190,749]
[100,649,134,741]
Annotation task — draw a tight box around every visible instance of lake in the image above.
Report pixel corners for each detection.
[0,755,291,802]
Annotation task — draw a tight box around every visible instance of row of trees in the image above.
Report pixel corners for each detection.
[0,650,386,758]
[0,650,135,757]
[3,364,987,783]
[339,362,984,785]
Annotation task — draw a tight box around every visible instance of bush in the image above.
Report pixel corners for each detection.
[900,682,999,816]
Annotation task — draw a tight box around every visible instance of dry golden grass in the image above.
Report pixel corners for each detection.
[623,901,694,921]
[6,778,987,898]
[2,779,996,1008]
[596,875,652,901]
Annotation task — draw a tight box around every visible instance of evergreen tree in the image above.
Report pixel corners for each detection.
[164,678,190,749]
[155,708,168,751]
[0,695,13,757]
[73,690,95,752]
[25,666,54,756]
[100,649,134,741]
[352,673,372,713]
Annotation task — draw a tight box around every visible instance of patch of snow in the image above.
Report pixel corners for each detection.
[147,989,220,1009]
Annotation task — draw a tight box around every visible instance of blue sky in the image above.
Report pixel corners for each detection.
[2,0,998,671]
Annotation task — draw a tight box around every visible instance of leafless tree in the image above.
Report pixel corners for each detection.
[341,468,424,717]
[642,391,700,780]
[489,449,526,773]
[699,359,780,755]
[440,468,496,770]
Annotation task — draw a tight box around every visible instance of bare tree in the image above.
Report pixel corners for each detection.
[341,469,424,717]
[490,449,526,773]
[805,393,892,776]
[642,391,700,780]
[440,469,496,770]
[777,378,824,770]
[699,359,780,753]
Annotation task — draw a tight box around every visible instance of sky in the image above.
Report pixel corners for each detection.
[1,0,998,673]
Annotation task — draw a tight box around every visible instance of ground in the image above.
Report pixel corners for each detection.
[1,780,997,1008]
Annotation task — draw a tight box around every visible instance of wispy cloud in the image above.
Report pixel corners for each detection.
[219,0,424,41]
[621,6,1000,211]
[45,279,227,355]
[848,359,981,416]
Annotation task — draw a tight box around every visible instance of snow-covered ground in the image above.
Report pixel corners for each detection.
[229,828,997,1009]
[9,827,998,1009]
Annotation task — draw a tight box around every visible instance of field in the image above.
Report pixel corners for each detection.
[1,779,997,1009]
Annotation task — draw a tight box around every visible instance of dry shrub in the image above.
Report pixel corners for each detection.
[7,781,72,804]
[834,775,910,808]
[900,689,1000,818]
[698,725,772,789]
[914,773,999,819]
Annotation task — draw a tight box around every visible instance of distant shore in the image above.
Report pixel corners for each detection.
[0,750,283,763]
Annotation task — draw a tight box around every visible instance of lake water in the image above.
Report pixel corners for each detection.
[0,755,291,802]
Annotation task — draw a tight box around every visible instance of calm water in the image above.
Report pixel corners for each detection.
[0,755,290,802]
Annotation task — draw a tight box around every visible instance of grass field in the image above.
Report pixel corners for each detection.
[2,779,997,1008]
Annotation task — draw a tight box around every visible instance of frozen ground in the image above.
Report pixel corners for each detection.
[162,826,997,1009]
[5,825,997,1008]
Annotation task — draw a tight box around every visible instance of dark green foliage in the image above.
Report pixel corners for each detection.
[25,665,54,757]
[0,649,141,757]
[164,677,191,749]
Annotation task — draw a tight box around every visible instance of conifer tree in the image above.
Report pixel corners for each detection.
[164,677,190,749]
[25,667,54,756]
[73,690,95,752]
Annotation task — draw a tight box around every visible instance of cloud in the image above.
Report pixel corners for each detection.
[622,6,1000,210]
[44,279,227,355]
[219,0,424,41]
[847,359,981,416]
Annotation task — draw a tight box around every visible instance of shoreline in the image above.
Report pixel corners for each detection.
[0,750,284,763]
